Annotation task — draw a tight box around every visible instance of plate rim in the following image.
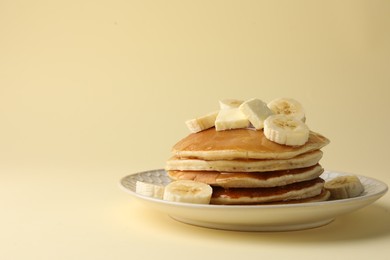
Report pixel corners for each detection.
[119,169,388,210]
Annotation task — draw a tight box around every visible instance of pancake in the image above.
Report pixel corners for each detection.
[167,164,323,188]
[166,123,330,204]
[172,128,329,160]
[166,150,323,172]
[210,178,325,205]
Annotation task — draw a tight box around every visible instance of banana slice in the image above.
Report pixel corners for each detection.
[263,114,309,146]
[136,181,165,199]
[163,180,213,204]
[239,98,274,130]
[267,97,306,122]
[219,99,244,109]
[185,110,219,133]
[215,108,250,131]
[324,175,364,200]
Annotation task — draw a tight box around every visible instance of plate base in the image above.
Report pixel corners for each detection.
[170,215,335,232]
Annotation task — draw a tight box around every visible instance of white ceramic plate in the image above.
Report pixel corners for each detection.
[120,169,388,231]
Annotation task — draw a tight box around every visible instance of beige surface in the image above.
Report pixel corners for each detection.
[0,0,389,259]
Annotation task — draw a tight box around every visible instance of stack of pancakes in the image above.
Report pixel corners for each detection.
[165,128,330,205]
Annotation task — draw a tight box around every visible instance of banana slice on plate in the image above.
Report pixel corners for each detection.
[267,97,306,122]
[264,114,309,146]
[325,175,364,200]
[163,180,213,204]
[136,181,165,199]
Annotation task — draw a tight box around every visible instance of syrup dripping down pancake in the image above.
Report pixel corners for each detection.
[210,178,326,205]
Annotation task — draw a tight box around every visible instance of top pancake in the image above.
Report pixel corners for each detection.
[172,128,330,160]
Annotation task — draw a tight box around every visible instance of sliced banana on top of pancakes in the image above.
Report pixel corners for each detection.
[184,97,309,147]
[267,97,306,122]
[263,114,310,146]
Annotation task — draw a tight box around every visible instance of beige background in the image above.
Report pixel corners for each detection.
[1,1,389,259]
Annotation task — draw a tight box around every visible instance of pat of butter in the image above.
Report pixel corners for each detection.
[215,108,250,131]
